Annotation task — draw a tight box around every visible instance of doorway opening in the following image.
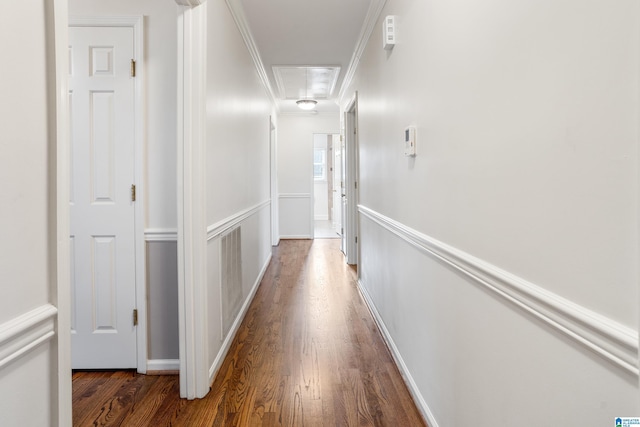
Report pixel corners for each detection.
[343,94,359,265]
[313,133,341,239]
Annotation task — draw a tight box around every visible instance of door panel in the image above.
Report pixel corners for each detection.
[69,26,137,369]
[340,128,347,254]
[333,135,342,236]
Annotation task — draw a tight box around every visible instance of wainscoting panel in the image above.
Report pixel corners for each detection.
[356,205,639,426]
[358,205,638,375]
[279,193,312,239]
[146,240,179,361]
[207,202,272,385]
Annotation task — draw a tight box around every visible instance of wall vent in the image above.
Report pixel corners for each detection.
[221,226,243,338]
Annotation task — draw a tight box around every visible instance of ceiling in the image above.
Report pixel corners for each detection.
[237,0,377,113]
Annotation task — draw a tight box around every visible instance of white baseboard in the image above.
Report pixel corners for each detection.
[147,359,180,373]
[357,282,439,427]
[208,252,272,383]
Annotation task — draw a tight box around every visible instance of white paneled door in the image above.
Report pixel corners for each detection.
[69,26,137,369]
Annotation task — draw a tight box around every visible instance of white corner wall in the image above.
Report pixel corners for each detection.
[343,0,640,425]
[203,1,274,384]
[0,0,70,425]
[278,114,340,238]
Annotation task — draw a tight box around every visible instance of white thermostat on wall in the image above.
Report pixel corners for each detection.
[404,126,416,156]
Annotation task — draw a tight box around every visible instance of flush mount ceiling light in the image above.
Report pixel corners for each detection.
[296,99,317,110]
[296,68,317,110]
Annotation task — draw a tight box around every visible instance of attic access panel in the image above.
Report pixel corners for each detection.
[273,66,340,100]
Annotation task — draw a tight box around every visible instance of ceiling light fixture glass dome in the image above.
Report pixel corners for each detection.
[296,99,318,110]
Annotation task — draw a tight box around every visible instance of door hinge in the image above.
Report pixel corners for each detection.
[355,236,358,244]
[355,181,358,189]
[131,184,136,202]
[340,135,343,142]
[130,59,136,77]
[133,309,138,326]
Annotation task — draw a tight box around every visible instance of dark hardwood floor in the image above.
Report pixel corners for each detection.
[72,239,427,426]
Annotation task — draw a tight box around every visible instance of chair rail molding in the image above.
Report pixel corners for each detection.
[145,228,179,242]
[358,205,639,376]
[0,305,58,370]
[207,200,270,241]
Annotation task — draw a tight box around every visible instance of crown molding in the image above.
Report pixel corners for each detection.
[175,0,206,6]
[225,0,280,113]
[338,0,387,103]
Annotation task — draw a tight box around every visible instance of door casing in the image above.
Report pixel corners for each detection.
[344,93,359,266]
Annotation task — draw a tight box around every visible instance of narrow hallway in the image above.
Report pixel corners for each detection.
[72,239,426,426]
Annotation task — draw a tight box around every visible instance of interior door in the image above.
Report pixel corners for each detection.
[333,135,343,236]
[340,130,347,254]
[69,26,137,369]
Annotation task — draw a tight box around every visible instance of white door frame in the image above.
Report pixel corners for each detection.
[68,15,147,373]
[270,117,279,246]
[52,0,73,424]
[176,0,210,400]
[344,93,360,266]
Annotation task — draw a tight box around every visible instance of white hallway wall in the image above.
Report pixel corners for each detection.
[202,1,274,382]
[342,0,640,425]
[69,0,180,364]
[278,113,340,238]
[0,0,70,425]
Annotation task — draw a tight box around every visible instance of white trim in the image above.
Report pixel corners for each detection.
[209,253,272,383]
[278,111,340,117]
[145,229,179,242]
[358,205,640,376]
[358,284,438,427]
[225,0,279,112]
[280,235,313,240]
[147,359,180,372]
[69,15,142,27]
[177,3,209,400]
[0,305,58,370]
[69,15,148,375]
[270,117,279,247]
[338,0,387,103]
[175,0,205,6]
[207,200,270,241]
[279,193,312,199]
[53,0,72,424]
[344,95,359,265]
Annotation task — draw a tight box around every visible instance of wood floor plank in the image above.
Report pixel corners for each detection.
[72,239,427,427]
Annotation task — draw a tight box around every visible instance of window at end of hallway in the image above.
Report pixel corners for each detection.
[314,148,327,181]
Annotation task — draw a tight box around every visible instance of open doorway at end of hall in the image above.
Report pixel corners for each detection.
[313,133,342,239]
